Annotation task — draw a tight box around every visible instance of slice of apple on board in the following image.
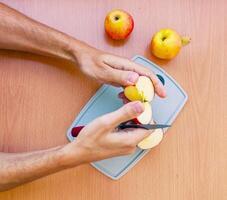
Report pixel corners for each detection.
[137,121,164,150]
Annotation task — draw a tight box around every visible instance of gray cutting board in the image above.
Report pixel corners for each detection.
[67,55,188,180]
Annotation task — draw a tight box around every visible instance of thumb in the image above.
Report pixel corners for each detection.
[99,101,144,130]
[108,68,139,86]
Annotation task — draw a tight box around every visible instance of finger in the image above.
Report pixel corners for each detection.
[117,129,151,147]
[96,101,144,132]
[104,55,166,97]
[106,67,139,86]
[109,83,122,87]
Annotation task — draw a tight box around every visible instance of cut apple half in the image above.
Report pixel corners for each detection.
[124,76,154,102]
[136,76,154,101]
[137,125,164,149]
[134,102,152,124]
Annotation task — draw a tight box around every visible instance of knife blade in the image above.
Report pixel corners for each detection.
[118,123,171,130]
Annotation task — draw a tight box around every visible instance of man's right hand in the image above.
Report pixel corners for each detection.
[61,101,151,166]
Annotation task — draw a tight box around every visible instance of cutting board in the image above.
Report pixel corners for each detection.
[66,55,188,180]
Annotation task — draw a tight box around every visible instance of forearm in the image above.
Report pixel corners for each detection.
[0,3,89,62]
[0,145,80,191]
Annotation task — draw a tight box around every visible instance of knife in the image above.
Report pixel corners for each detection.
[71,123,171,137]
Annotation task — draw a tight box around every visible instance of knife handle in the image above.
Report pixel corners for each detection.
[118,124,149,130]
[71,126,85,137]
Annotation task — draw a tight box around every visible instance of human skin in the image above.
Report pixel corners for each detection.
[0,3,166,191]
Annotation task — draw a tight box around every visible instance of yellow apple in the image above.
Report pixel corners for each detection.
[150,28,190,59]
[124,76,154,102]
[104,9,134,40]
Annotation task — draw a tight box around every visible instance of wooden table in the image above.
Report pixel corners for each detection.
[0,0,226,199]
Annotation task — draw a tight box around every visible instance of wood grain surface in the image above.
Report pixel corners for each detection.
[0,0,226,199]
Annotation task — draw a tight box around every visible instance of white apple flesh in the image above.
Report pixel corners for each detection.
[137,128,163,149]
[136,76,154,102]
[135,102,152,124]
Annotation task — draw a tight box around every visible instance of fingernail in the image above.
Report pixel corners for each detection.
[132,102,144,113]
[127,72,139,84]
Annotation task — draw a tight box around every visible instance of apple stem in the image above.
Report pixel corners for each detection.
[181,36,191,46]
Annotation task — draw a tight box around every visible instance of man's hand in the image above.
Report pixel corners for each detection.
[61,101,151,166]
[0,101,151,191]
[0,3,163,190]
[0,3,166,97]
[74,45,166,98]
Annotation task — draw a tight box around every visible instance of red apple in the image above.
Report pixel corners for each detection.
[104,9,134,40]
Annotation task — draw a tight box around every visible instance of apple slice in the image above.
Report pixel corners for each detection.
[136,76,154,101]
[137,128,163,149]
[134,102,152,124]
[124,76,154,102]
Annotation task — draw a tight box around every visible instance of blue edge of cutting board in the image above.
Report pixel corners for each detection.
[67,55,188,180]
